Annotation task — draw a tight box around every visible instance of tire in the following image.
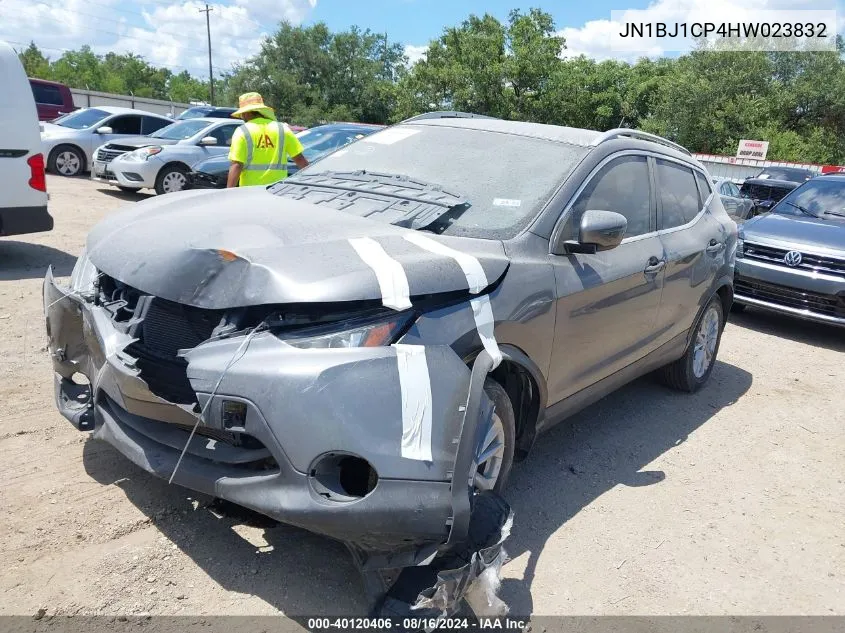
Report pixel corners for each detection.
[117,186,141,193]
[48,145,85,177]
[658,297,725,393]
[473,379,516,493]
[730,302,746,314]
[154,164,188,195]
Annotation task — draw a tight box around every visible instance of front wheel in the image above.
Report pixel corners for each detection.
[473,379,516,493]
[154,164,188,195]
[658,297,725,392]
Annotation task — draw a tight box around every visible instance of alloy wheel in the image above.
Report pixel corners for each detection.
[56,151,81,176]
[473,412,506,491]
[693,305,720,378]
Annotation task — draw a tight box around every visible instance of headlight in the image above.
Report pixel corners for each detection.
[736,237,744,258]
[126,146,163,161]
[279,313,412,349]
[69,248,98,295]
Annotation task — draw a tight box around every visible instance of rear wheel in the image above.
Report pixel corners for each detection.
[473,379,515,493]
[48,145,84,177]
[658,297,724,392]
[154,164,188,195]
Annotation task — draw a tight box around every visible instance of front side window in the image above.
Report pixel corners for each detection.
[209,123,239,146]
[108,115,142,135]
[656,159,701,229]
[564,155,652,240]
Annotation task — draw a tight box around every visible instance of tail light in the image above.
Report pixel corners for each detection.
[28,153,47,192]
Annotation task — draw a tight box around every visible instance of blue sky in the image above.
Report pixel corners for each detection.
[1,0,841,78]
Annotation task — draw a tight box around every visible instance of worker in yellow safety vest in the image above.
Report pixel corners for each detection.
[227,92,308,188]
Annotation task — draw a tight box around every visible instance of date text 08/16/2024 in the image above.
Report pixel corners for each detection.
[306,617,529,630]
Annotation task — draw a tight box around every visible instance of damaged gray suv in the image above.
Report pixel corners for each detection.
[44,114,736,562]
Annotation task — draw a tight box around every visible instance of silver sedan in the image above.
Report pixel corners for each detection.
[713,178,754,222]
[41,107,173,177]
[97,118,241,195]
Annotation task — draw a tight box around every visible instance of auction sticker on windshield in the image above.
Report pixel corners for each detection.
[493,198,522,207]
[364,128,420,145]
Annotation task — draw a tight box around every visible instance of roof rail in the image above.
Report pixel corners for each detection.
[401,111,498,123]
[593,128,691,156]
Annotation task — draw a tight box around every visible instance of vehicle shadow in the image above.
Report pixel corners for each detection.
[728,307,845,352]
[95,187,154,202]
[80,441,366,616]
[78,360,751,618]
[0,240,77,280]
[500,360,752,616]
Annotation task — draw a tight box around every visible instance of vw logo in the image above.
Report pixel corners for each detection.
[783,250,803,267]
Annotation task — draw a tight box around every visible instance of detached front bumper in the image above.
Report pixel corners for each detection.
[43,268,486,550]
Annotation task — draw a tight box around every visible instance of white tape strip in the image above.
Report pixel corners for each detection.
[403,233,488,294]
[394,344,433,462]
[348,237,412,311]
[471,294,502,369]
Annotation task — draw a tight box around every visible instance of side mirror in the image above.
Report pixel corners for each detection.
[95,126,113,135]
[554,209,628,255]
[199,136,218,146]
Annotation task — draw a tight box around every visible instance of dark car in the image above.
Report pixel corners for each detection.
[177,106,237,120]
[29,78,76,121]
[45,116,735,566]
[739,166,817,217]
[734,174,845,326]
[185,122,383,189]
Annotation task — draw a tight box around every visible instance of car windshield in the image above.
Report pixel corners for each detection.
[297,124,587,239]
[757,167,815,182]
[52,108,109,130]
[297,127,376,161]
[773,179,845,219]
[152,120,212,140]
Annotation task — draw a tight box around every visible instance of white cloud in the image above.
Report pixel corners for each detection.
[404,44,427,65]
[0,0,317,77]
[559,0,841,61]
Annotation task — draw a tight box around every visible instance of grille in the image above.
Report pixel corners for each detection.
[744,242,845,277]
[125,298,224,404]
[735,275,844,317]
[740,182,794,202]
[96,148,127,163]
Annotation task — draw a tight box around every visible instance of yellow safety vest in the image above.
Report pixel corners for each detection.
[236,119,290,187]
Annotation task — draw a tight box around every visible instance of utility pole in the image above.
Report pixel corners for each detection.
[199,3,214,105]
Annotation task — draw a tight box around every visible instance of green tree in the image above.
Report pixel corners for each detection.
[17,42,51,78]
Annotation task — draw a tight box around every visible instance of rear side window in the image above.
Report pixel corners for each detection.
[142,116,170,134]
[32,83,63,106]
[694,171,712,207]
[109,115,142,135]
[566,155,652,239]
[656,159,702,229]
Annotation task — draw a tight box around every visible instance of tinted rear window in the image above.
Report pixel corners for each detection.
[31,83,64,106]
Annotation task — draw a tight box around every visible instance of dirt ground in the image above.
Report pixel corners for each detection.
[0,176,842,619]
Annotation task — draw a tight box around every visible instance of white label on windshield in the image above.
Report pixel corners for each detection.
[493,198,522,208]
[365,128,419,145]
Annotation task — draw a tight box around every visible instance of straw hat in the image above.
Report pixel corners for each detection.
[232,92,275,119]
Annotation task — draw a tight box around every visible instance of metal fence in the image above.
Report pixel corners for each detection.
[694,153,826,183]
[70,88,191,117]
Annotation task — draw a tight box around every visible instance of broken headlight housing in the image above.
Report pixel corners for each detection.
[69,248,98,295]
[279,312,413,349]
[124,146,163,162]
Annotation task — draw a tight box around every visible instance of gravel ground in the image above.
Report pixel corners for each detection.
[0,176,842,619]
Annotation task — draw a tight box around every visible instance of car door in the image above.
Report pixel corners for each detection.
[546,153,666,403]
[205,122,240,156]
[719,181,741,218]
[653,158,725,343]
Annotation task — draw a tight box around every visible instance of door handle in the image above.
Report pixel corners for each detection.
[644,257,666,274]
[706,239,725,254]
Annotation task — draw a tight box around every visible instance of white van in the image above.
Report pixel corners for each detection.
[0,40,52,236]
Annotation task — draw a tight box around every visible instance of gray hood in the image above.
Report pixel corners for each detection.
[103,137,180,150]
[742,211,845,254]
[86,187,510,309]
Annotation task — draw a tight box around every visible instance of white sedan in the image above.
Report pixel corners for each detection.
[93,117,241,195]
[41,106,173,177]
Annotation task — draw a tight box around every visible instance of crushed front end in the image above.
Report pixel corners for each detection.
[43,259,484,552]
